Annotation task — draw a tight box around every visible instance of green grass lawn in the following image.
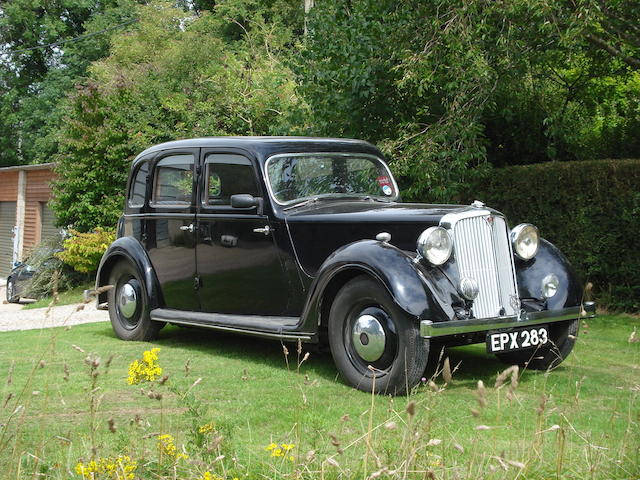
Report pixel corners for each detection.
[0,314,638,479]
[22,283,94,310]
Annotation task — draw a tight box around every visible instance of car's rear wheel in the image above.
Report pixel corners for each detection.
[108,260,163,341]
[328,275,429,395]
[496,319,579,370]
[6,277,19,303]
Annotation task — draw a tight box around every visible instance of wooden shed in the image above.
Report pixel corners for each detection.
[0,163,58,278]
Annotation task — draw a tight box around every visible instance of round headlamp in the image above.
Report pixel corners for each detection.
[541,274,559,299]
[510,223,539,260]
[417,227,452,266]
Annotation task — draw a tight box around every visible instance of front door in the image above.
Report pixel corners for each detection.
[196,152,289,315]
[145,149,199,311]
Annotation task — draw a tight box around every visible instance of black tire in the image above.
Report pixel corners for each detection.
[6,277,19,303]
[328,276,429,395]
[107,261,163,341]
[496,319,579,370]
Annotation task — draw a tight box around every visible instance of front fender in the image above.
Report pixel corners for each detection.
[516,238,583,309]
[95,237,163,309]
[298,240,458,333]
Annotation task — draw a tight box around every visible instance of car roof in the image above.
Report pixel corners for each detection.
[134,136,384,164]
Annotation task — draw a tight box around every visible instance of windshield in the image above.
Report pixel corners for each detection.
[266,153,398,205]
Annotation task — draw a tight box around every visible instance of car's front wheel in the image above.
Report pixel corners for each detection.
[107,260,163,341]
[496,319,579,370]
[328,275,429,395]
[5,277,19,303]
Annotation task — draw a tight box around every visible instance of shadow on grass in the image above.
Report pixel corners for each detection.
[95,323,340,382]
[94,323,564,390]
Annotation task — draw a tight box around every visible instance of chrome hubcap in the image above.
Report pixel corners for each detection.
[352,314,386,362]
[118,282,138,319]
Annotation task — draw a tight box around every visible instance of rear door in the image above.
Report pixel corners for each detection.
[145,149,199,311]
[195,151,289,315]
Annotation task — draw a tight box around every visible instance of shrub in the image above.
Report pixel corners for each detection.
[56,228,116,273]
[456,159,640,311]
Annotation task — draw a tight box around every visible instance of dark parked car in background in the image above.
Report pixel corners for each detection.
[96,137,595,394]
[5,262,35,303]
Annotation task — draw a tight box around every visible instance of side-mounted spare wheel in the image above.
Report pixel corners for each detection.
[496,319,579,370]
[107,260,164,341]
[328,275,429,395]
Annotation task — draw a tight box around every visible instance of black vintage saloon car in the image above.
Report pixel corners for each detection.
[96,137,595,394]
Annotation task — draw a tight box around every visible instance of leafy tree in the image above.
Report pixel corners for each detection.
[0,0,139,166]
[297,0,640,201]
[51,1,305,231]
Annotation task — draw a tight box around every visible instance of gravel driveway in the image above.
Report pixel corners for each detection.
[0,283,108,332]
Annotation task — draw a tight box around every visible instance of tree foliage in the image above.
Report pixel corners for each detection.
[51,1,305,230]
[2,0,639,214]
[0,0,140,166]
[295,0,640,201]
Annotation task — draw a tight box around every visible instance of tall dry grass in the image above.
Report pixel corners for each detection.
[0,295,638,480]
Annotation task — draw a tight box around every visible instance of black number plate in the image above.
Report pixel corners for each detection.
[486,325,549,353]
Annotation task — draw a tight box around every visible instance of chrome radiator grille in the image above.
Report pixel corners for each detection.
[452,215,519,319]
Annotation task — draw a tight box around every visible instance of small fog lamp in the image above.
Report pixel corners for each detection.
[459,277,479,301]
[542,274,559,299]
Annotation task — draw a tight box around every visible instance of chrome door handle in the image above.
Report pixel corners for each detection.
[252,225,271,235]
[180,224,194,233]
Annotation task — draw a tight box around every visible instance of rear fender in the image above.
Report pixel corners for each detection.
[95,237,163,309]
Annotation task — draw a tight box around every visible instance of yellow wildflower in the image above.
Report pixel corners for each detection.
[198,423,214,434]
[265,443,295,460]
[75,455,137,479]
[198,472,224,480]
[127,348,162,385]
[157,433,189,461]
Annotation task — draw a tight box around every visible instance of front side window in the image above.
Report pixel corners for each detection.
[128,161,148,207]
[204,154,259,207]
[152,154,194,205]
[266,153,398,205]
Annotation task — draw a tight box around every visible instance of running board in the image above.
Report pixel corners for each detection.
[149,308,313,341]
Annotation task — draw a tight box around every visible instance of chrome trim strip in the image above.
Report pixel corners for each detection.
[439,208,493,228]
[420,303,596,338]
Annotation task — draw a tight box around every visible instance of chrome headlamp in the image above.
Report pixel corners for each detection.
[417,227,452,266]
[510,223,539,260]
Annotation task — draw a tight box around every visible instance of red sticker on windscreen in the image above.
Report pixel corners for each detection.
[377,175,391,187]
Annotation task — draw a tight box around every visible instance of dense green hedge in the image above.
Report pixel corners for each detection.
[458,159,640,312]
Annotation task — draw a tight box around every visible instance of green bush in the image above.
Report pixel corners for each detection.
[456,159,640,311]
[56,228,116,273]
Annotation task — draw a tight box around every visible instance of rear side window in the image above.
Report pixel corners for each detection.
[152,154,195,205]
[128,161,148,208]
[204,154,259,207]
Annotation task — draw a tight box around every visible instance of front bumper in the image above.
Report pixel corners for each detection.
[420,301,596,338]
